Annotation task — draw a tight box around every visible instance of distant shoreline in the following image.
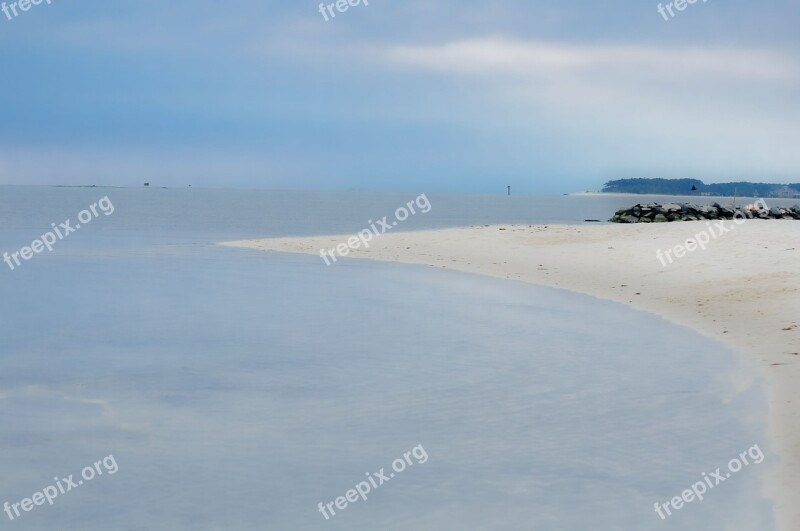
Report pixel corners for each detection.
[577,191,800,200]
[600,178,800,199]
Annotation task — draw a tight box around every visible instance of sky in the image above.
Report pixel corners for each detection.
[0,0,799,194]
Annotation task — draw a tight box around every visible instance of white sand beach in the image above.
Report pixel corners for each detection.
[223,220,799,530]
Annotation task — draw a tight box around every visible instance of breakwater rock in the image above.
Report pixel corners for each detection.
[610,201,800,223]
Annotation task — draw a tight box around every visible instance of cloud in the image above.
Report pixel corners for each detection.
[382,38,800,177]
[389,38,800,82]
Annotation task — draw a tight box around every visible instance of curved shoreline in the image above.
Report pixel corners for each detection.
[221,221,799,531]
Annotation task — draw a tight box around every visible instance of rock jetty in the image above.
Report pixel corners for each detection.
[610,202,800,223]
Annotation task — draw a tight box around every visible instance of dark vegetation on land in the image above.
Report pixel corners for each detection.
[602,178,800,198]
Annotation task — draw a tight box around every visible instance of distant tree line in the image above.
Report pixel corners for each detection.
[602,178,800,197]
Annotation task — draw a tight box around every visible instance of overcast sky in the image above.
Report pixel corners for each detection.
[1,0,798,193]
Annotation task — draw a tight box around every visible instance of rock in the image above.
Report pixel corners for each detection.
[610,201,800,223]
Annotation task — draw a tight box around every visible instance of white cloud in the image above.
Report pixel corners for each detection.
[389,38,799,82]
[383,38,800,177]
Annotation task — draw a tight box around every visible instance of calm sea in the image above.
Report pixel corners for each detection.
[0,186,776,530]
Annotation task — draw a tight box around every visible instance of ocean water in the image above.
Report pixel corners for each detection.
[0,187,776,530]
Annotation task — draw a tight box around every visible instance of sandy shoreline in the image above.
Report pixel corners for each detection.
[222,221,799,530]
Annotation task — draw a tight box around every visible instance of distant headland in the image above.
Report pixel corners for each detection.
[601,178,800,198]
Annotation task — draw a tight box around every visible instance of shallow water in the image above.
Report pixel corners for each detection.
[0,187,775,530]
